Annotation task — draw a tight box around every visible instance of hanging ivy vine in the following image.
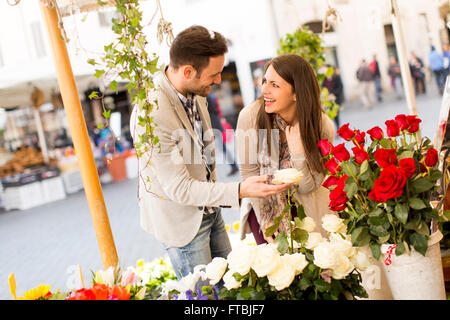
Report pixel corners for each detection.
[89,0,172,196]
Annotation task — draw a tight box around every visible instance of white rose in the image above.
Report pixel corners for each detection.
[299,216,316,232]
[313,241,340,270]
[349,248,371,271]
[272,168,303,185]
[223,269,243,290]
[251,244,281,277]
[227,244,256,276]
[205,257,228,285]
[284,253,309,275]
[329,233,355,257]
[322,214,347,234]
[267,255,296,291]
[331,256,354,280]
[304,232,323,249]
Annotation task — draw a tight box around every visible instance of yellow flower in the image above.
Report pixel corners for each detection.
[225,224,231,233]
[19,284,52,300]
[232,222,240,233]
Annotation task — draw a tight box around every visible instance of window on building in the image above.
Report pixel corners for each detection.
[384,24,398,61]
[30,21,47,58]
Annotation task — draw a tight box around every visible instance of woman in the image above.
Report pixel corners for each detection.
[236,54,336,244]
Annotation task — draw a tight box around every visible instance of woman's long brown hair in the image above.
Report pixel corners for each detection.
[256,54,325,173]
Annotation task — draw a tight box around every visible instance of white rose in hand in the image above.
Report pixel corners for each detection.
[322,214,347,234]
[313,241,340,270]
[272,168,303,185]
[267,255,296,291]
[205,257,228,285]
[299,216,316,232]
[251,244,281,277]
[329,233,355,257]
[227,244,256,276]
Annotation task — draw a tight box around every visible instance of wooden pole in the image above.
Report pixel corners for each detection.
[39,2,118,269]
[390,0,422,142]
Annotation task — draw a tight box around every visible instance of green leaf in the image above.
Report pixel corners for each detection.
[298,277,312,290]
[394,204,409,225]
[296,205,306,220]
[370,224,389,237]
[359,160,369,176]
[410,178,434,194]
[409,232,428,256]
[292,228,309,244]
[94,69,105,79]
[428,169,443,181]
[370,242,381,260]
[314,278,330,292]
[110,80,118,93]
[102,109,111,119]
[87,58,96,66]
[351,226,371,247]
[395,242,406,256]
[369,207,383,217]
[397,150,414,160]
[344,181,358,201]
[275,233,289,255]
[409,197,426,210]
[97,123,104,129]
[379,138,394,149]
[88,91,99,100]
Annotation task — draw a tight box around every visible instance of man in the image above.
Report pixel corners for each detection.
[428,45,446,95]
[356,59,375,109]
[369,55,382,102]
[130,25,291,282]
[388,56,403,99]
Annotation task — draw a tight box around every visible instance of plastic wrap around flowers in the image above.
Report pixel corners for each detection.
[168,214,370,300]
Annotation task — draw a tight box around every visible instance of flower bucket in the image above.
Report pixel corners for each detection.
[380,230,446,300]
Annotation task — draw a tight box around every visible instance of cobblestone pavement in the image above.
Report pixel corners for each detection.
[0,86,445,299]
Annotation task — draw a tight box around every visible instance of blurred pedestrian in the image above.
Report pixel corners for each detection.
[206,92,239,176]
[356,59,375,109]
[323,66,344,128]
[369,54,383,102]
[410,51,426,95]
[428,45,446,95]
[388,56,403,99]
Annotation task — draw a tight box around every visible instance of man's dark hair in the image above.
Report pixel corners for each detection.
[169,25,228,75]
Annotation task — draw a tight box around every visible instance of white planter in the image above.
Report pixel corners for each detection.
[380,230,446,300]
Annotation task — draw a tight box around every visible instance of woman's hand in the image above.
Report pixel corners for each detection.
[285,121,304,154]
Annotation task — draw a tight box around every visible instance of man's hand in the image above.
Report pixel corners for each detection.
[239,175,292,199]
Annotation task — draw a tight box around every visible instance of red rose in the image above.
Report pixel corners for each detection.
[332,143,350,162]
[317,139,333,156]
[367,126,384,140]
[406,115,422,133]
[398,158,416,178]
[337,123,355,141]
[329,183,348,211]
[374,148,398,168]
[352,146,369,165]
[369,165,407,203]
[385,120,400,137]
[425,148,438,167]
[322,175,340,189]
[324,157,341,175]
[394,114,409,131]
[353,130,366,145]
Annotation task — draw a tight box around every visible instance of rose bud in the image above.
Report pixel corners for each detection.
[352,146,369,165]
[322,175,340,189]
[353,130,366,146]
[367,126,384,140]
[399,158,416,178]
[424,148,438,167]
[385,120,400,137]
[394,114,409,131]
[317,139,333,156]
[337,123,355,141]
[332,143,350,162]
[406,115,422,133]
[374,148,398,168]
[324,157,341,175]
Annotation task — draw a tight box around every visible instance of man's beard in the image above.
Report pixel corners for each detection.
[189,84,212,97]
